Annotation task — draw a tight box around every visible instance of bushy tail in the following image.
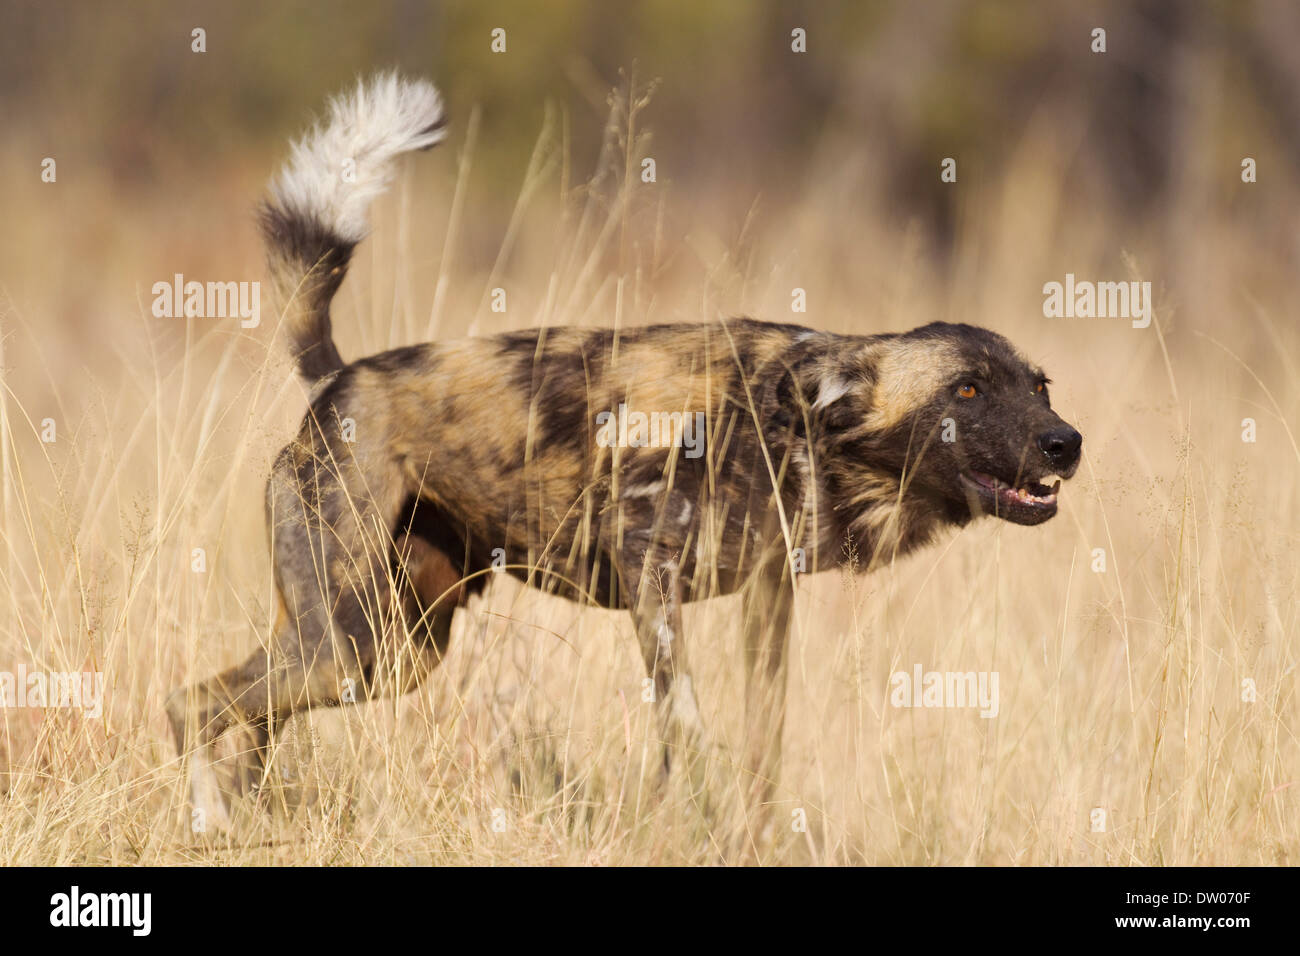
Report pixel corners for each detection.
[259,72,447,381]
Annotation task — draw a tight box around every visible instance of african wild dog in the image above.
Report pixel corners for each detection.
[166,73,1083,828]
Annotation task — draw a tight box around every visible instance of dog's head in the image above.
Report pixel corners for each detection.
[813,322,1081,528]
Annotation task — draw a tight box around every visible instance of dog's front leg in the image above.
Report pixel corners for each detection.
[625,554,705,777]
[738,557,794,843]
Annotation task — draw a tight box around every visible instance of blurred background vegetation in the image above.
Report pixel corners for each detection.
[3,0,1296,323]
[2,0,1297,463]
[5,1,1297,224]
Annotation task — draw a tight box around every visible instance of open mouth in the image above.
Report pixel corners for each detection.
[959,470,1063,525]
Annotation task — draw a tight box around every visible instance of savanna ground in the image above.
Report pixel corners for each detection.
[0,2,1297,865]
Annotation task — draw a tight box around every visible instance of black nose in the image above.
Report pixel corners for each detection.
[1038,426,1082,467]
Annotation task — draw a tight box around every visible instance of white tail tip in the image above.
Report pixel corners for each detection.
[268,71,447,244]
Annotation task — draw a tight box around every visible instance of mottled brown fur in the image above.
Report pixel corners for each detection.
[167,315,1082,831]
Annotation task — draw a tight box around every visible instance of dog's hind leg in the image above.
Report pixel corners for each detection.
[168,451,486,829]
[167,423,415,827]
[164,600,293,831]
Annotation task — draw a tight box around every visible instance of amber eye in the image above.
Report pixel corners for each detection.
[957,383,977,399]
[1035,382,1045,394]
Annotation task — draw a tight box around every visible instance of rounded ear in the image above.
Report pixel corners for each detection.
[778,346,876,438]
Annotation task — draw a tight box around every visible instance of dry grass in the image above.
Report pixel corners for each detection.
[0,84,1296,866]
